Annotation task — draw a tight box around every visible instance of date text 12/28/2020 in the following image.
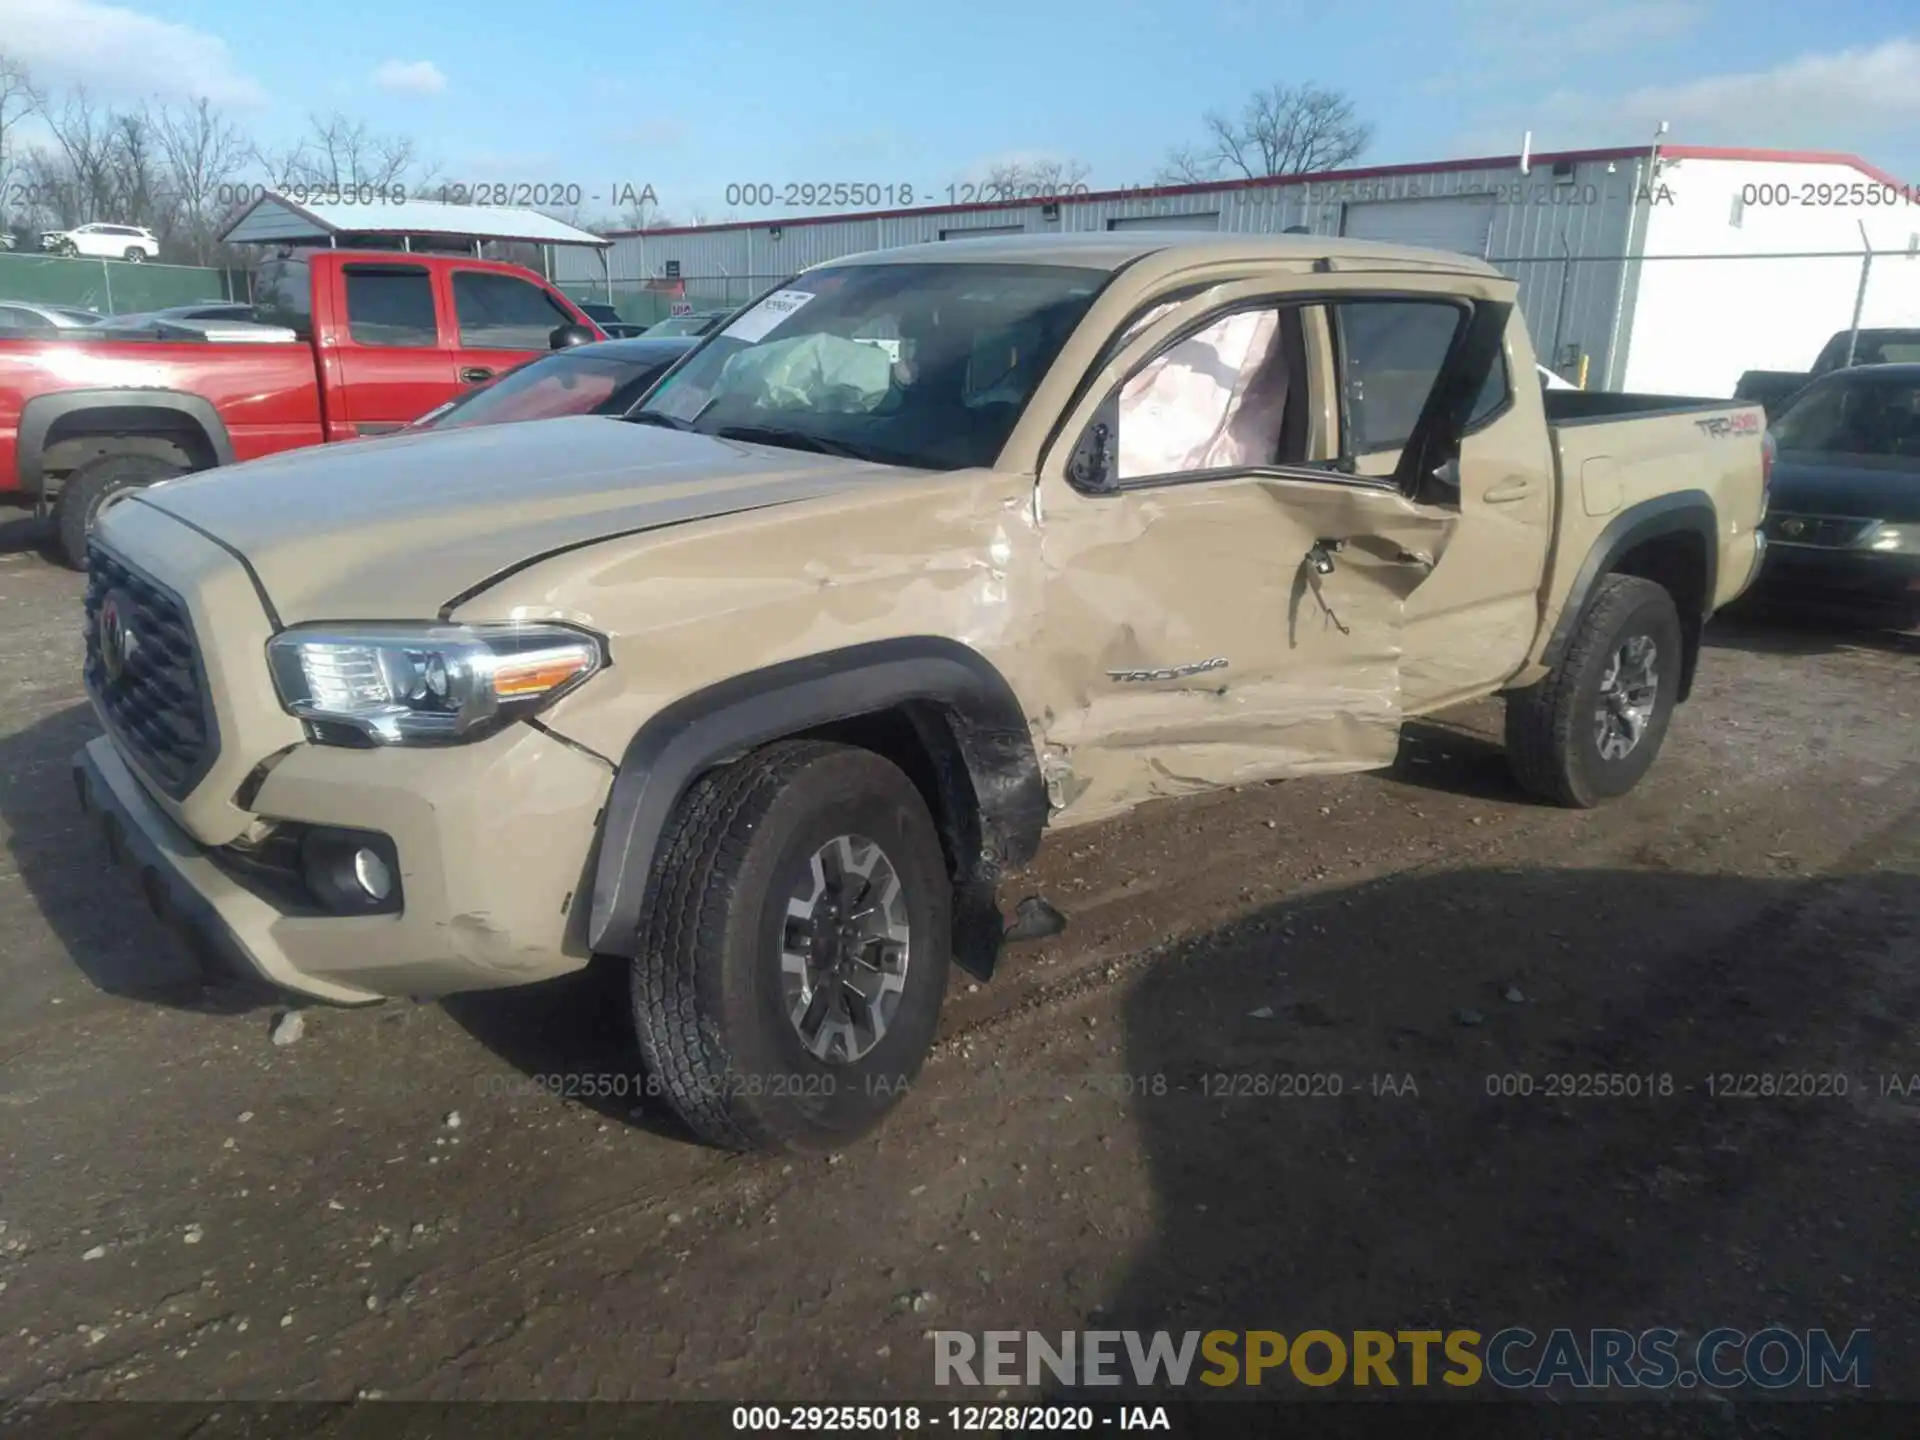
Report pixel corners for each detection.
[209,182,658,210]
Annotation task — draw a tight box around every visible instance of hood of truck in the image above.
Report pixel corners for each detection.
[126,416,916,621]
[1769,455,1920,522]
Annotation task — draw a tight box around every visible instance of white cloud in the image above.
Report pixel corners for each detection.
[1453,37,1920,175]
[1560,38,1920,144]
[373,59,447,97]
[0,0,266,106]
[1457,0,1711,56]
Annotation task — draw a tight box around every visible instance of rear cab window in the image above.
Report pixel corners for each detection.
[343,264,439,347]
[252,257,314,339]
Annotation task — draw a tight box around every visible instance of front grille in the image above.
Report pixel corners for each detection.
[1765,512,1875,549]
[83,544,217,797]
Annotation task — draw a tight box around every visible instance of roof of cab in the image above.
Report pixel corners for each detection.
[812,230,1503,278]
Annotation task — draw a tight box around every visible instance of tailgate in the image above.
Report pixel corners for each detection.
[1535,397,1769,654]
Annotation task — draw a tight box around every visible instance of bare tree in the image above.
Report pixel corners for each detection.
[155,97,249,264]
[256,112,440,196]
[0,50,35,234]
[1158,84,1372,184]
[29,82,125,227]
[980,155,1093,198]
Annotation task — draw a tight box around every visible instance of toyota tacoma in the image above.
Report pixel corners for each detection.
[71,232,1771,1152]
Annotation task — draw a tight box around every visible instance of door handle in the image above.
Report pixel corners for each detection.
[1483,476,1535,504]
[1307,538,1347,575]
[460,367,495,384]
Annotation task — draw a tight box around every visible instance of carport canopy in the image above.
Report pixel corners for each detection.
[218,191,612,252]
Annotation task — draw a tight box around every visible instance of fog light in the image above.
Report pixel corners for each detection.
[352,847,393,901]
[298,827,403,915]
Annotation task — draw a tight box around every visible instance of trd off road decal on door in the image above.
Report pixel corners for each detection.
[1106,657,1230,683]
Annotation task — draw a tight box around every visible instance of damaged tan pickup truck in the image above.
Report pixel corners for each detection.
[73,233,1771,1151]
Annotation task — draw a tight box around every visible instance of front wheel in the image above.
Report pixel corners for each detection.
[123,247,146,263]
[54,451,187,569]
[631,740,953,1152]
[1505,574,1684,808]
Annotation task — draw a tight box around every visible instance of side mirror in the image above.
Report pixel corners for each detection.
[549,324,596,350]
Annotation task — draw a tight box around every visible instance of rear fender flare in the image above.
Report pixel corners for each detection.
[17,388,234,505]
[1541,489,1718,700]
[586,637,1048,975]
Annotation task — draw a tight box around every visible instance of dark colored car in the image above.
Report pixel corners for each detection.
[1746,364,1920,629]
[573,299,650,339]
[1736,327,1920,418]
[403,335,699,431]
[644,309,730,338]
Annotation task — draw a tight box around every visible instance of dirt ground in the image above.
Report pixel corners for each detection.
[1,511,1916,1435]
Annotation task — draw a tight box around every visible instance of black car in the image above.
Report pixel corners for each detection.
[573,299,650,340]
[643,309,730,338]
[1746,364,1920,629]
[405,336,699,431]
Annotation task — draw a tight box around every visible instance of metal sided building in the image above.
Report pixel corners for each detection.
[559,145,1920,399]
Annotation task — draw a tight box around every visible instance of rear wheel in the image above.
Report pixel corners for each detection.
[631,740,952,1152]
[1505,574,1684,808]
[54,451,186,569]
[123,247,145,263]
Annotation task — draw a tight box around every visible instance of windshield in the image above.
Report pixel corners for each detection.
[1771,375,1920,462]
[646,314,715,336]
[633,263,1105,469]
[430,350,680,429]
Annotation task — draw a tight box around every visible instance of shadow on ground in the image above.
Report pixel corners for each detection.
[0,510,54,559]
[441,958,702,1142]
[1056,854,1920,1432]
[0,701,270,1013]
[1708,607,1919,660]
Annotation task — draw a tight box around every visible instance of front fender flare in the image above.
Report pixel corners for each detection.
[585,637,1048,966]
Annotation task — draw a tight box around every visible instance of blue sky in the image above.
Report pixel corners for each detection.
[6,0,1917,221]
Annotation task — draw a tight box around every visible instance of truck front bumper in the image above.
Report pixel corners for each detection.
[74,725,613,1005]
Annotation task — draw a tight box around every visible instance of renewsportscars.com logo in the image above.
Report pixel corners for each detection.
[932,1328,1872,1391]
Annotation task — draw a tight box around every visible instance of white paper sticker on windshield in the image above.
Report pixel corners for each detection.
[724,289,818,343]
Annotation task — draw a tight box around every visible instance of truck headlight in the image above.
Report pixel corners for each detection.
[1865,523,1916,555]
[267,622,606,746]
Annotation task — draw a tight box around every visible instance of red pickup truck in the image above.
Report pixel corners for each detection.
[0,248,604,566]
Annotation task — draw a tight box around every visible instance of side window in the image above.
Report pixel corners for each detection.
[1113,307,1302,481]
[1469,345,1512,427]
[1331,300,1466,456]
[453,271,574,349]
[254,257,313,339]
[344,265,438,347]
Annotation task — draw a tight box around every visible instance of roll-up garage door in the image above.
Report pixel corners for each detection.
[1339,196,1494,256]
[1106,212,1221,232]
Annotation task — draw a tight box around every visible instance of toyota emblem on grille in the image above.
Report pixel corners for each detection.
[97,591,139,682]
[1780,518,1805,537]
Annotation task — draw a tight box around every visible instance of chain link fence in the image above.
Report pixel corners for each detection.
[1495,246,1919,397]
[558,249,1918,396]
[556,276,784,328]
[0,252,251,314]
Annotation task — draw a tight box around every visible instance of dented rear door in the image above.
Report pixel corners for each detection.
[1022,273,1474,827]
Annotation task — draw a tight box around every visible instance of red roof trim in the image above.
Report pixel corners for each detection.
[606,145,1908,241]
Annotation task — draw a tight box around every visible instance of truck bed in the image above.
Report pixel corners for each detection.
[1534,391,1769,650]
[1542,391,1739,424]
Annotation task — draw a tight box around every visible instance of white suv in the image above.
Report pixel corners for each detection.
[40,223,161,262]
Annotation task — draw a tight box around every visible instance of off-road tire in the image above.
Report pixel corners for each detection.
[54,451,186,570]
[631,740,953,1153]
[1505,574,1684,808]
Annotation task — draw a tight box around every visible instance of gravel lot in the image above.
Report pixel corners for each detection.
[1,512,1916,1434]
